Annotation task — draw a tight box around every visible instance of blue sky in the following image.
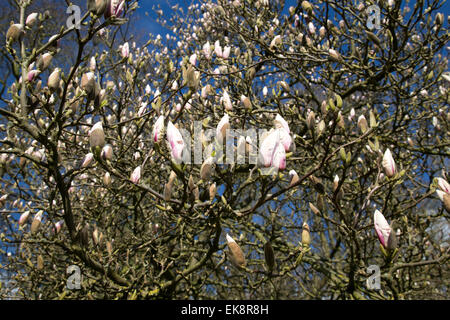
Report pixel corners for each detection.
[134,0,188,36]
[133,0,450,40]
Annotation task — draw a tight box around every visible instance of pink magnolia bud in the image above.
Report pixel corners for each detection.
[26,13,38,27]
[222,46,231,59]
[216,114,230,142]
[189,53,197,66]
[333,174,340,192]
[54,220,64,234]
[136,103,146,117]
[289,170,299,187]
[6,24,24,43]
[240,95,251,109]
[221,90,232,111]
[27,69,40,82]
[37,53,53,72]
[202,41,211,59]
[436,190,450,212]
[105,0,125,18]
[374,210,395,249]
[89,122,105,149]
[382,148,396,178]
[103,172,112,185]
[101,144,113,160]
[166,121,185,163]
[306,111,315,130]
[328,48,341,61]
[82,152,94,167]
[47,68,61,90]
[121,42,129,58]
[308,22,316,35]
[152,115,165,143]
[47,34,60,49]
[0,194,8,207]
[214,40,223,57]
[81,72,96,95]
[200,157,214,181]
[130,165,141,184]
[226,233,246,267]
[270,35,282,48]
[30,211,43,234]
[319,26,326,38]
[436,177,450,194]
[348,108,355,121]
[201,86,208,98]
[279,81,290,92]
[90,56,96,71]
[19,210,30,226]
[357,115,368,133]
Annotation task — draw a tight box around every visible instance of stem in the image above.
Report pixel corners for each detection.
[19,1,28,116]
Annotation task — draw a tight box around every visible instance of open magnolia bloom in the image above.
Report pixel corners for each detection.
[274,114,292,151]
[274,114,290,134]
[374,210,397,250]
[259,129,286,170]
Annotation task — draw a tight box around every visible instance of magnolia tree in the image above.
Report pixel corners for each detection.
[0,0,449,299]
